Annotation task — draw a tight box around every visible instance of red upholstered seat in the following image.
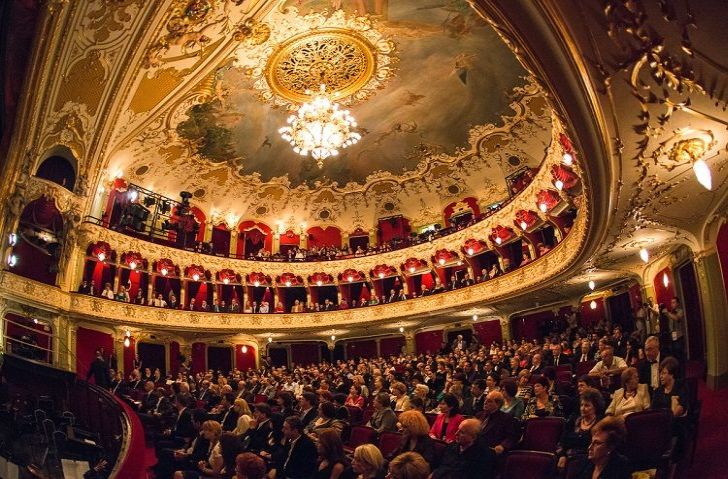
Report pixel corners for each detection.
[346,405,363,425]
[344,426,377,454]
[425,413,437,426]
[556,370,573,383]
[623,409,673,471]
[556,364,572,373]
[502,450,556,479]
[254,394,268,404]
[378,431,402,458]
[575,361,596,377]
[362,407,374,425]
[520,417,565,453]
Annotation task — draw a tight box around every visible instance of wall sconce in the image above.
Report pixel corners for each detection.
[242,345,248,353]
[590,300,597,310]
[663,272,669,288]
[588,280,595,291]
[639,248,649,263]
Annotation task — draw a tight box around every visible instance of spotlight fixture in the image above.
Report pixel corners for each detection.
[143,196,156,207]
[242,345,248,353]
[539,203,548,213]
[663,272,670,288]
[159,200,171,214]
[562,152,574,166]
[588,280,595,291]
[7,254,17,267]
[590,300,597,310]
[554,179,564,190]
[128,189,139,202]
[639,248,649,263]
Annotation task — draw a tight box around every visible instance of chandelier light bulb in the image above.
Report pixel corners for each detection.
[588,280,595,290]
[520,221,528,231]
[124,337,130,348]
[539,203,548,213]
[330,335,336,341]
[399,326,404,333]
[279,84,360,167]
[409,266,416,273]
[267,336,272,343]
[192,273,200,281]
[285,280,292,287]
[316,280,323,286]
[348,276,354,282]
[663,272,670,288]
[472,314,478,321]
[378,272,385,279]
[562,152,574,166]
[467,248,474,256]
[33,318,38,324]
[590,300,597,310]
[254,281,260,287]
[8,233,17,246]
[495,237,502,245]
[639,248,649,263]
[693,159,712,190]
[554,179,564,190]
[7,254,17,267]
[129,261,137,270]
[438,258,446,265]
[97,252,106,262]
[161,267,168,276]
[242,345,248,353]
[223,277,230,285]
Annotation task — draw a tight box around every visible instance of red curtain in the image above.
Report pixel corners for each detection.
[291,343,320,365]
[307,226,342,248]
[473,320,503,346]
[415,330,443,355]
[212,225,231,256]
[653,267,675,307]
[280,230,300,247]
[123,337,136,374]
[170,341,181,376]
[443,197,481,226]
[237,221,273,256]
[346,339,377,359]
[580,299,606,328]
[235,344,257,371]
[378,217,411,243]
[76,327,113,380]
[380,337,405,357]
[120,269,146,300]
[191,342,206,374]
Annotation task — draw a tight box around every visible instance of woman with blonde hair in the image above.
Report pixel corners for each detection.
[174,420,223,479]
[352,444,385,479]
[390,410,434,465]
[387,452,430,479]
[232,398,253,435]
[606,367,650,417]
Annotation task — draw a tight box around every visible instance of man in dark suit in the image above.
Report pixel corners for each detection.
[244,403,273,453]
[396,289,407,301]
[548,344,569,367]
[298,392,318,428]
[86,350,111,389]
[476,392,519,455]
[155,394,196,453]
[462,379,486,416]
[139,381,158,413]
[528,353,545,375]
[278,416,317,479]
[637,335,661,393]
[153,408,209,478]
[573,339,596,365]
[432,418,496,479]
[387,289,397,303]
[215,394,239,432]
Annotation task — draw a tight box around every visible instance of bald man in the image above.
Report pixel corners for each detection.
[476,391,519,455]
[432,418,496,479]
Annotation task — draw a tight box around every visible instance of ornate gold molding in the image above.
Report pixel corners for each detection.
[0,207,587,332]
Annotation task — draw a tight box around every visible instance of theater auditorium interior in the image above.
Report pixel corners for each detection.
[0,0,727,478]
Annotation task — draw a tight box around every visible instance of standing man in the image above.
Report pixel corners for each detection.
[663,297,685,362]
[86,349,111,389]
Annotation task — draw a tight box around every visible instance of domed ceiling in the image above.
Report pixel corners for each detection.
[110,0,554,230]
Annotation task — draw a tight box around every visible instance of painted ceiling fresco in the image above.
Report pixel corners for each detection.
[174,0,528,187]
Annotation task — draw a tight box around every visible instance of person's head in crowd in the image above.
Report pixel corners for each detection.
[332,393,347,408]
[532,376,549,399]
[373,392,391,411]
[276,391,294,411]
[517,369,530,386]
[253,403,271,422]
[235,452,266,479]
[318,401,337,420]
[391,381,407,398]
[620,367,640,393]
[352,444,385,479]
[485,373,499,391]
[388,452,430,479]
[659,356,680,387]
[220,432,242,474]
[414,384,429,400]
[471,379,486,398]
[234,398,252,417]
[645,336,660,362]
[588,416,627,466]
[577,375,594,395]
[455,418,481,449]
[409,396,425,413]
[317,428,347,465]
[191,408,208,429]
[580,387,605,420]
[300,391,318,411]
[282,416,303,441]
[438,393,460,417]
[501,378,518,400]
[398,410,430,438]
[483,391,504,416]
[201,420,222,443]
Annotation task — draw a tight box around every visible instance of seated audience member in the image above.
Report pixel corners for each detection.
[476,391,519,455]
[516,370,533,400]
[651,356,688,416]
[637,335,661,393]
[316,428,351,479]
[429,393,464,443]
[101,282,114,299]
[462,379,486,416]
[391,381,411,412]
[588,342,627,389]
[573,416,631,479]
[606,367,650,417]
[154,408,209,478]
[299,391,319,428]
[499,378,525,418]
[352,444,386,479]
[367,392,397,433]
[387,452,430,479]
[432,418,496,479]
[391,410,435,465]
[557,387,604,469]
[345,384,365,408]
[133,289,146,305]
[235,452,266,479]
[243,403,273,454]
[232,398,253,435]
[172,419,222,479]
[274,416,317,479]
[305,401,345,437]
[522,375,562,419]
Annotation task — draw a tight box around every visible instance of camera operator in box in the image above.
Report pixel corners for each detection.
[661,297,685,362]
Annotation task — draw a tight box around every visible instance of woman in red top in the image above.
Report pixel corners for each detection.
[429,393,464,443]
[345,384,365,408]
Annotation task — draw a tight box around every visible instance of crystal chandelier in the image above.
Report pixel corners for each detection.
[278,85,361,168]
